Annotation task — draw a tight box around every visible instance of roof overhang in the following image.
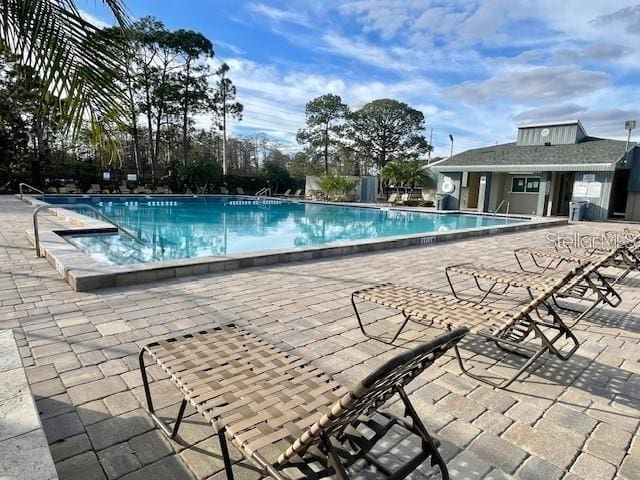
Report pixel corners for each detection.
[516,118,584,130]
[431,162,617,173]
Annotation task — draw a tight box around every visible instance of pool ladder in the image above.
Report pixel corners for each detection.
[32,203,152,258]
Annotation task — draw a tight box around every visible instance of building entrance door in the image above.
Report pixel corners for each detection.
[552,172,574,216]
[466,173,480,209]
[609,169,629,218]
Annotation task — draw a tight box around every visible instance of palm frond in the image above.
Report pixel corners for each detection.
[0,0,130,156]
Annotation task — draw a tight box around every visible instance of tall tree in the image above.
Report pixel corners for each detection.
[346,99,431,169]
[212,62,243,175]
[172,29,214,165]
[131,18,181,183]
[296,94,349,173]
[101,23,146,178]
[0,57,33,187]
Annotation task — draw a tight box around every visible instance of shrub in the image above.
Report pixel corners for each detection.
[318,172,357,201]
[180,161,223,193]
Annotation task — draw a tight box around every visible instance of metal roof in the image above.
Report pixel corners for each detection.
[432,137,633,173]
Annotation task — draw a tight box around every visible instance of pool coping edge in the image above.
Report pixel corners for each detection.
[20,194,568,291]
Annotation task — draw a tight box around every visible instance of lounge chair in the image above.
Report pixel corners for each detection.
[276,188,291,197]
[514,244,639,283]
[219,186,229,194]
[387,193,403,205]
[445,252,621,325]
[291,189,303,197]
[236,187,245,195]
[139,325,466,479]
[351,265,592,388]
[87,184,101,194]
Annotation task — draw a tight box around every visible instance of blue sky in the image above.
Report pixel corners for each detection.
[81,0,640,156]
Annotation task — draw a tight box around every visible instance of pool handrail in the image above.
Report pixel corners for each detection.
[32,203,151,258]
[19,183,45,202]
[492,200,510,217]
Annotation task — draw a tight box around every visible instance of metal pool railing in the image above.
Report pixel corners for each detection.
[32,203,151,258]
[19,182,45,202]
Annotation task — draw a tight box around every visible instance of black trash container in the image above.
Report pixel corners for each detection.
[436,193,448,210]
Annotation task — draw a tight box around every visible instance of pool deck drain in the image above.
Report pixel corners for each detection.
[22,194,566,291]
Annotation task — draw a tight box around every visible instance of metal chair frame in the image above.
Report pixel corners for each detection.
[514,246,639,284]
[351,286,579,389]
[444,263,621,327]
[140,326,462,479]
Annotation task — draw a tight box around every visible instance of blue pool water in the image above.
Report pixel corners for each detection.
[44,195,528,265]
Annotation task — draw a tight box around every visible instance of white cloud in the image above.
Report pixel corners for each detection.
[452,66,610,103]
[512,104,588,123]
[192,0,640,156]
[78,9,110,28]
[321,33,424,72]
[591,4,640,35]
[214,40,246,56]
[246,3,312,27]
[340,1,413,38]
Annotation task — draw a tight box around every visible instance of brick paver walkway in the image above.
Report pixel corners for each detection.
[0,195,638,480]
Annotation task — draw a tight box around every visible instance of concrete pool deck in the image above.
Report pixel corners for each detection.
[0,195,639,480]
[22,194,566,291]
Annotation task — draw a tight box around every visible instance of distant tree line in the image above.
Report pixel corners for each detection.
[0,16,294,192]
[0,11,434,195]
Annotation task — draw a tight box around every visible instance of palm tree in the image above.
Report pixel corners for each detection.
[0,0,129,152]
[401,159,432,198]
[380,160,405,197]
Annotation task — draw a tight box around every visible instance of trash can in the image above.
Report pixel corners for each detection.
[569,201,588,221]
[436,194,448,210]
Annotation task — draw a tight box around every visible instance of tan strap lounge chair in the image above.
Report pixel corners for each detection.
[352,267,585,388]
[445,254,621,325]
[235,187,245,195]
[292,189,303,197]
[140,325,466,479]
[514,244,639,283]
[387,193,400,205]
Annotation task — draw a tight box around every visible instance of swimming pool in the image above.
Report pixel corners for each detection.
[43,195,529,265]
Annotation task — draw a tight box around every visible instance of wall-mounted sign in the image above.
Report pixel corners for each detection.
[127,174,137,182]
[582,173,596,182]
[573,180,601,198]
[103,172,110,181]
[573,181,588,197]
[586,181,602,198]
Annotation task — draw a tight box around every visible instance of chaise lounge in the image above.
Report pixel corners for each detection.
[514,243,639,283]
[444,252,621,325]
[351,264,601,388]
[139,324,467,479]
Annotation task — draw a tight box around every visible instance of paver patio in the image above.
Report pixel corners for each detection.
[0,195,639,480]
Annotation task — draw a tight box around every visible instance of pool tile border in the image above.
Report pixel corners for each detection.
[21,194,567,291]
